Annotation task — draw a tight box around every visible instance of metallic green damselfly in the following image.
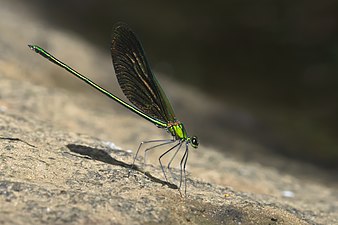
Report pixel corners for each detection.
[29,23,199,195]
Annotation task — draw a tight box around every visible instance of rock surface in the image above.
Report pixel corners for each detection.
[0,1,337,224]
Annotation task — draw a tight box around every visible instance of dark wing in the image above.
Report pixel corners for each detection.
[111,23,176,123]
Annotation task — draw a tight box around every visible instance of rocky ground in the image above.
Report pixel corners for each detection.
[0,1,337,224]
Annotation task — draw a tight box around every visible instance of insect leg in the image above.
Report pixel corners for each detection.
[131,139,172,169]
[167,141,183,181]
[144,139,175,165]
[179,142,189,196]
[158,141,181,182]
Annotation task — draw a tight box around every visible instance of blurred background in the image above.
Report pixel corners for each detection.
[2,1,338,174]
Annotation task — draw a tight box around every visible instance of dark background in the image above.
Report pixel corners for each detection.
[24,0,338,170]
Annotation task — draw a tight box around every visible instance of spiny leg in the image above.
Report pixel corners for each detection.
[131,139,172,170]
[179,143,189,196]
[158,141,181,182]
[144,139,175,165]
[167,141,183,181]
[183,144,189,196]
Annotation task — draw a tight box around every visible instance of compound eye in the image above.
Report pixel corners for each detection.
[191,136,199,148]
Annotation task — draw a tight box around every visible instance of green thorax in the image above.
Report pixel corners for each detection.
[167,121,188,140]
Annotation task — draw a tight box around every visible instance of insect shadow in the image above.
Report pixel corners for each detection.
[66,144,178,190]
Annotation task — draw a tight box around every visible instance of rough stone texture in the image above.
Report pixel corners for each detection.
[0,1,337,225]
[1,109,331,225]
